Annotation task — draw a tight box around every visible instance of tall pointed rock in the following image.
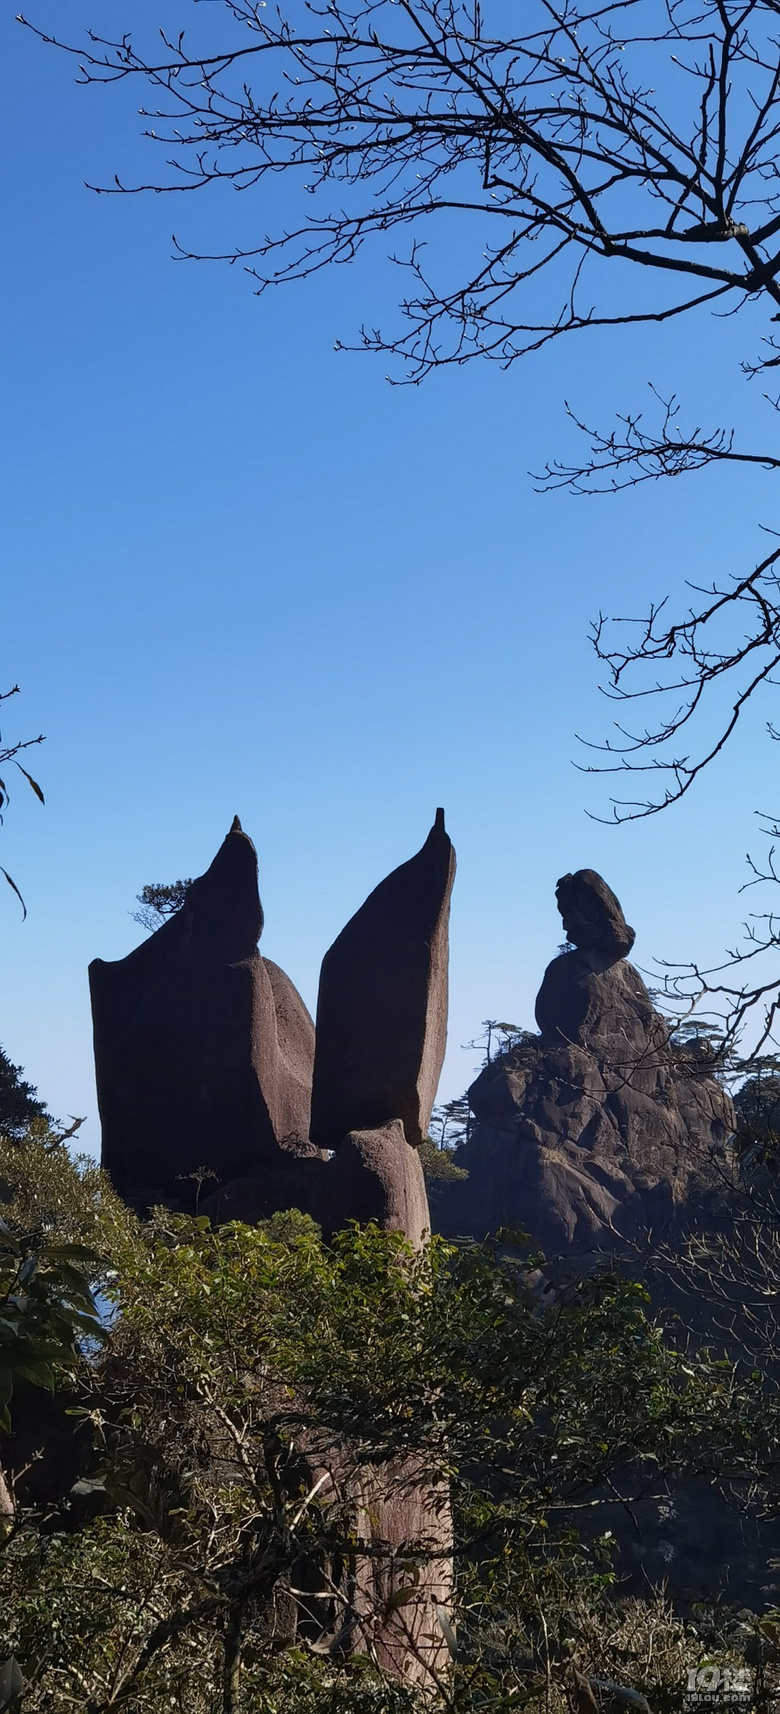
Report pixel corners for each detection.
[90,820,315,1209]
[310,810,456,1150]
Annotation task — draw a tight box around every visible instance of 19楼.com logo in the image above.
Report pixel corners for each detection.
[684,1664,753,1709]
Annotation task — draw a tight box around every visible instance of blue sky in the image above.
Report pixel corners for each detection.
[3,3,779,1150]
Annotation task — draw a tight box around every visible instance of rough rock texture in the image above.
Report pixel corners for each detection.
[428,868,779,1610]
[324,1122,432,1248]
[431,869,733,1257]
[310,809,456,1150]
[90,820,318,1210]
[281,1429,451,1690]
[197,812,456,1245]
[264,958,318,1144]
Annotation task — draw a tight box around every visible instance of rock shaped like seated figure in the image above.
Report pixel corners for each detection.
[431,867,733,1257]
[90,819,317,1211]
[536,868,645,1056]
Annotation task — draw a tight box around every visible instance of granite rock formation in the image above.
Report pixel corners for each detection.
[428,870,774,1609]
[199,1123,432,1249]
[555,867,635,963]
[432,868,733,1256]
[201,811,455,1246]
[90,819,318,1211]
[92,811,455,1249]
[323,1121,432,1250]
[311,807,456,1150]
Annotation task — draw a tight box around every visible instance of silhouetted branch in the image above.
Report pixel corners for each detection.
[0,685,45,918]
[26,2,780,807]
[576,544,780,819]
[23,1,780,376]
[535,389,780,495]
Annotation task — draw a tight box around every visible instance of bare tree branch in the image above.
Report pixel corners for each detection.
[22,0,780,373]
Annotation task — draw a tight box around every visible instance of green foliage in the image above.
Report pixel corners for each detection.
[0,1511,424,1713]
[0,1220,104,1433]
[106,1211,707,1482]
[0,1141,776,1711]
[0,1131,131,1434]
[131,879,193,934]
[417,1139,468,1181]
[0,1130,134,1257]
[0,1048,48,1144]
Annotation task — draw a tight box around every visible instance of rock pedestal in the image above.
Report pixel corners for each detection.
[324,1121,432,1249]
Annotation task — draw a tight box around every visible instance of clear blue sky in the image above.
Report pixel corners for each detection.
[3,4,778,1150]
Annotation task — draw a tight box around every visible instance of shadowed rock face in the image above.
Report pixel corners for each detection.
[555,868,635,965]
[431,869,733,1257]
[324,1122,432,1249]
[430,871,769,1613]
[90,820,317,1210]
[201,1121,431,1249]
[200,811,456,1246]
[92,813,455,1245]
[310,809,456,1151]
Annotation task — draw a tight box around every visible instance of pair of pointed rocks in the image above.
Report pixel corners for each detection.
[89,812,456,1219]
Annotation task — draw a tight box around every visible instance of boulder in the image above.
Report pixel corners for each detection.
[555,868,635,963]
[310,809,456,1151]
[324,1121,431,1248]
[200,1122,431,1248]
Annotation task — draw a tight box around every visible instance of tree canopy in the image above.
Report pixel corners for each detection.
[31,0,780,381]
[0,1049,48,1144]
[131,879,193,935]
[1,1117,780,1710]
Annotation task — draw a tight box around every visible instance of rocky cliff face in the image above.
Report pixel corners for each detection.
[432,869,734,1256]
